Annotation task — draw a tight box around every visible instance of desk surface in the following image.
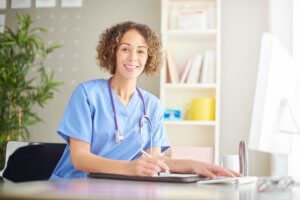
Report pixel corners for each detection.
[0,177,299,200]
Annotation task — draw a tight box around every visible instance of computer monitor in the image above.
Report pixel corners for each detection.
[248,33,300,176]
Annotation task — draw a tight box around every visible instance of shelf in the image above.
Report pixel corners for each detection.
[164,29,217,40]
[164,120,216,126]
[164,83,217,89]
[161,0,220,163]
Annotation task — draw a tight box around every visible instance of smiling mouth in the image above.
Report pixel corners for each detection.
[124,64,138,69]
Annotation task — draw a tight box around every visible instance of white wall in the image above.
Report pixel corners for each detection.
[221,0,270,176]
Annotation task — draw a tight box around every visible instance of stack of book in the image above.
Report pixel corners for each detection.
[166,46,216,84]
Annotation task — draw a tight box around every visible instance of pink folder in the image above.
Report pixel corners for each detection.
[170,146,214,163]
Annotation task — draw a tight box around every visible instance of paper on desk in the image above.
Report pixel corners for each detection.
[154,173,202,178]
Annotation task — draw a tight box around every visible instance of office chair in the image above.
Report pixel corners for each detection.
[1,141,66,182]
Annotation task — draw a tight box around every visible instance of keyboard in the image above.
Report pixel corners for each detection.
[154,173,257,184]
[197,176,258,184]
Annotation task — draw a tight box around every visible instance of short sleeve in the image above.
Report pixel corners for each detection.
[148,102,170,153]
[57,84,92,144]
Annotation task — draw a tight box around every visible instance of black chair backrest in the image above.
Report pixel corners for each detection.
[3,142,66,182]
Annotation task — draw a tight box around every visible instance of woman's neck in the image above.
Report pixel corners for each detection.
[110,76,136,106]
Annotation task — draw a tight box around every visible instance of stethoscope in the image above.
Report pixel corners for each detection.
[108,77,153,156]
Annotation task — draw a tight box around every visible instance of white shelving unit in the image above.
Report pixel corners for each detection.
[160,0,221,164]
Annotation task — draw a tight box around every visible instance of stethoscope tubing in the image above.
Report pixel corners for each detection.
[108,77,153,156]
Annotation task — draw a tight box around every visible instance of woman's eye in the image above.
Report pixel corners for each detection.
[138,50,145,54]
[121,48,129,52]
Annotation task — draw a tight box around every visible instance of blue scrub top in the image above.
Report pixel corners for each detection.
[50,79,170,180]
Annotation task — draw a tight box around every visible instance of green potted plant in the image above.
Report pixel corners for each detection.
[0,13,63,169]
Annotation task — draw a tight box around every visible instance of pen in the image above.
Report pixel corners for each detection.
[141,149,152,157]
[280,177,294,189]
[258,181,271,193]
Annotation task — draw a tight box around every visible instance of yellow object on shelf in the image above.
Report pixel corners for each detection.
[187,98,215,121]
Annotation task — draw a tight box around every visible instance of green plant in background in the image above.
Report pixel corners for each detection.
[0,13,63,169]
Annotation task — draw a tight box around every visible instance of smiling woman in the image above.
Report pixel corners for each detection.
[49,21,241,180]
[97,21,162,76]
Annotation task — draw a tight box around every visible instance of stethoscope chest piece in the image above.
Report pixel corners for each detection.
[115,131,124,143]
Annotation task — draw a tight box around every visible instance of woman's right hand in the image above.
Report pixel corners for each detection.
[127,155,169,176]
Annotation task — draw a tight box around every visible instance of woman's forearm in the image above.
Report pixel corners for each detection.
[71,150,130,175]
[163,156,194,174]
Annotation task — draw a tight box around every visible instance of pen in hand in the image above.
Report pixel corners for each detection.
[141,150,170,175]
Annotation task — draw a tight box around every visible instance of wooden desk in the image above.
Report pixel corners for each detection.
[0,177,298,200]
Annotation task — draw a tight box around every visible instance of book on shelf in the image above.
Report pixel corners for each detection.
[166,46,180,83]
[200,51,216,83]
[178,9,207,30]
[186,54,203,84]
[179,58,193,83]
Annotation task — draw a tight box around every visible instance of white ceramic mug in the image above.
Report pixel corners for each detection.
[222,154,239,172]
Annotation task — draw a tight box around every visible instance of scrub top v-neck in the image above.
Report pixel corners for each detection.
[49,79,170,180]
[110,83,138,114]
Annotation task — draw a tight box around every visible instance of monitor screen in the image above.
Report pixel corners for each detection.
[248,33,299,154]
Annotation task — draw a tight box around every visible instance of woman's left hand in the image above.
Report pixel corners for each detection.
[188,160,243,179]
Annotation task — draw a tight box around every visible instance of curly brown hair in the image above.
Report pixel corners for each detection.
[96,21,162,77]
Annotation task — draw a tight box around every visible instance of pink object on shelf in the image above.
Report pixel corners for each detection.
[170,146,214,163]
